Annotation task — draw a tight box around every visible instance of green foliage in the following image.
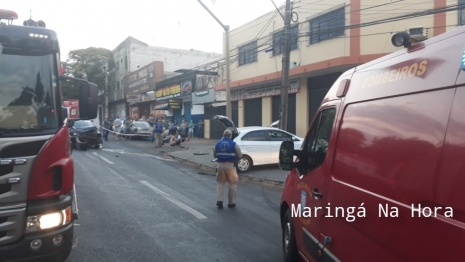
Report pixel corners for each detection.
[64,47,115,91]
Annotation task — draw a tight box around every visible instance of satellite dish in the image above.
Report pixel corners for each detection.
[37,20,45,28]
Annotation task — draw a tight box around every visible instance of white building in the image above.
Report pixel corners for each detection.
[106,36,222,119]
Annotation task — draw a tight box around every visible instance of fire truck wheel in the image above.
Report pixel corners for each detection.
[77,143,88,151]
[282,209,301,262]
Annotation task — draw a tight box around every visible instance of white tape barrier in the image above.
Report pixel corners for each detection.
[99,123,198,137]
[100,126,154,137]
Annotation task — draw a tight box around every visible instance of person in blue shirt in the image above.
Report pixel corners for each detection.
[153,119,164,148]
[214,129,242,208]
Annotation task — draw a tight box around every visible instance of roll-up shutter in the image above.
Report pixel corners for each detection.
[244,98,262,127]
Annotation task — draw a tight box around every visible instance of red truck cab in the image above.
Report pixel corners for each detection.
[0,9,97,262]
[279,25,465,261]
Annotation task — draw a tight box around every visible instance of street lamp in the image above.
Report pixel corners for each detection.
[197,0,231,119]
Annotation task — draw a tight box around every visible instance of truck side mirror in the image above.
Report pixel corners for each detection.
[59,75,98,120]
[279,141,299,171]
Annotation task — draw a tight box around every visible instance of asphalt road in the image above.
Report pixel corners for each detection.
[66,138,284,262]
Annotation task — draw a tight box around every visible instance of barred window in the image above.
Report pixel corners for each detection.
[459,0,465,25]
[238,41,257,66]
[272,25,299,56]
[310,8,345,44]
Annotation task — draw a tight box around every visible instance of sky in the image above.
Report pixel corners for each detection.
[3,0,279,61]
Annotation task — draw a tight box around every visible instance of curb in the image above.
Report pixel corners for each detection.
[164,153,285,186]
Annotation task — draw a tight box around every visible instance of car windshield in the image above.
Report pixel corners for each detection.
[0,45,58,133]
[73,121,94,128]
[134,122,150,128]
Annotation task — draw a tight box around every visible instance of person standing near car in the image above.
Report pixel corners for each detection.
[214,129,242,208]
[113,116,122,140]
[103,117,110,141]
[153,119,164,148]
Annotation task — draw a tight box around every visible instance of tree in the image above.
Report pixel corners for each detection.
[64,47,115,91]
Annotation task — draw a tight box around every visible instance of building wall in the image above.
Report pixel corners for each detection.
[215,0,462,136]
[129,46,222,73]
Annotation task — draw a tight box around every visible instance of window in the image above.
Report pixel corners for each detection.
[272,25,299,56]
[310,8,345,44]
[269,130,293,141]
[238,41,257,66]
[459,0,465,25]
[241,130,269,141]
[302,108,336,172]
[124,56,128,69]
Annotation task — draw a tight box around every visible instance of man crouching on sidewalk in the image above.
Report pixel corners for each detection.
[214,129,242,208]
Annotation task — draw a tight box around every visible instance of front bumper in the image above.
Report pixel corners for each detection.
[0,222,74,262]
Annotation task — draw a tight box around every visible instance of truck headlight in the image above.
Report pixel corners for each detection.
[26,206,72,233]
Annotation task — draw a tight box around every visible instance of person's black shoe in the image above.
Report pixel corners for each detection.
[228,204,236,208]
[216,201,223,208]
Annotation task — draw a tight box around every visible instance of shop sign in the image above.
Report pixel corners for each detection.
[125,62,158,95]
[168,99,182,109]
[192,75,217,104]
[127,95,138,103]
[230,79,300,101]
[181,80,193,96]
[156,84,181,100]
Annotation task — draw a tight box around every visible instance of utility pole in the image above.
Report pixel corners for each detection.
[197,0,231,118]
[104,60,108,120]
[279,0,291,131]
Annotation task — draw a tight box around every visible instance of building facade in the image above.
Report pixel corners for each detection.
[154,70,218,137]
[214,0,461,137]
[106,36,222,120]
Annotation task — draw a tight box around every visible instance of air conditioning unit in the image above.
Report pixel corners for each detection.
[408,27,428,41]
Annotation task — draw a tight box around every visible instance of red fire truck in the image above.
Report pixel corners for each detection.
[0,9,98,262]
[62,100,79,120]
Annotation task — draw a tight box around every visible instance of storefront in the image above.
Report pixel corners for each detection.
[108,99,127,120]
[307,72,342,123]
[230,79,300,129]
[125,61,163,120]
[180,79,193,123]
[153,99,182,123]
[155,71,199,125]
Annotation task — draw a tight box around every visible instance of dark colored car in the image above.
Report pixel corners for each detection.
[70,120,102,150]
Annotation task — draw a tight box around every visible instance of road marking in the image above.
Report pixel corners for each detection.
[75,160,99,184]
[93,152,114,164]
[74,224,80,226]
[102,149,174,161]
[140,181,207,220]
[107,167,130,185]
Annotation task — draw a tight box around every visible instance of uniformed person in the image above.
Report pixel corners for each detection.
[214,129,242,208]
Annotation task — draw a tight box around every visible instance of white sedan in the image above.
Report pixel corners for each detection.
[214,115,303,173]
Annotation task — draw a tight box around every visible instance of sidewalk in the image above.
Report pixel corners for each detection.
[162,138,287,186]
[108,135,287,185]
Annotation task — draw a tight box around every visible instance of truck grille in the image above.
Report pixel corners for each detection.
[0,137,51,247]
[0,208,25,245]
[0,184,11,195]
[0,165,13,177]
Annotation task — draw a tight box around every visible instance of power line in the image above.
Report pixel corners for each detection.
[162,2,463,73]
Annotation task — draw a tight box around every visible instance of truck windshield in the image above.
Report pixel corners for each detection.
[0,48,59,134]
